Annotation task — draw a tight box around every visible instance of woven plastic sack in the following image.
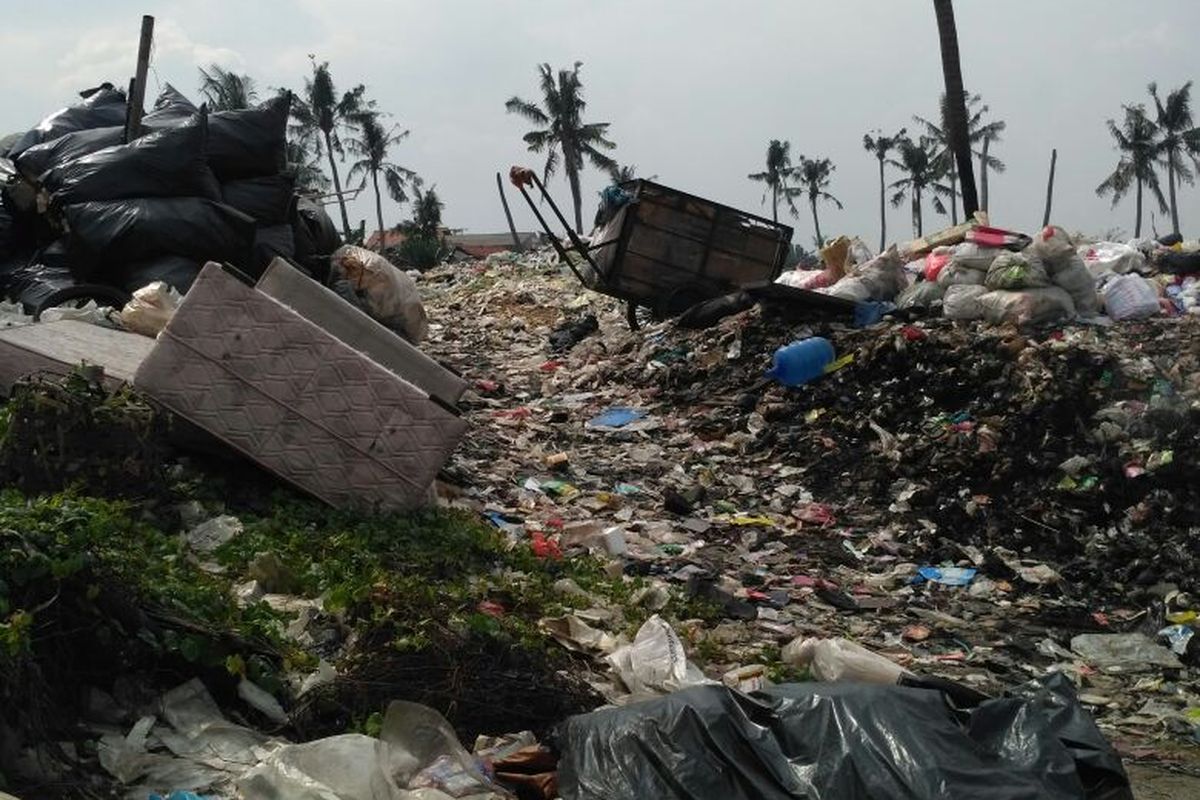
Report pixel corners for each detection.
[977,287,1075,326]
[943,285,988,320]
[985,252,1051,291]
[1102,274,1160,320]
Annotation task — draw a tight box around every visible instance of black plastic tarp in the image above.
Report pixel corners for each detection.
[251,223,296,276]
[221,173,296,224]
[554,674,1131,800]
[6,84,127,159]
[41,115,219,206]
[64,198,255,275]
[13,125,124,182]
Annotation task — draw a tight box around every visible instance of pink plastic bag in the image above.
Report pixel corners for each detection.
[923,247,952,282]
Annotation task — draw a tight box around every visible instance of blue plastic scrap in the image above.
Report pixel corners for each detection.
[149,792,213,800]
[586,407,646,429]
[915,566,977,587]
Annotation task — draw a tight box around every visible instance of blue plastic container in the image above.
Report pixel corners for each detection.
[766,337,835,387]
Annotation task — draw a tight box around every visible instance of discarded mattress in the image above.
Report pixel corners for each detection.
[134,263,467,511]
[255,258,467,407]
[554,673,1131,800]
[0,319,155,393]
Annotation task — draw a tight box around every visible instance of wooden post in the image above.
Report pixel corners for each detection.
[496,172,523,252]
[1042,148,1057,228]
[124,15,155,143]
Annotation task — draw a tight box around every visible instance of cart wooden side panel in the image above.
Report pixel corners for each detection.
[589,180,792,312]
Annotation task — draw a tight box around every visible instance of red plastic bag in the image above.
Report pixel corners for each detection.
[966,225,1032,251]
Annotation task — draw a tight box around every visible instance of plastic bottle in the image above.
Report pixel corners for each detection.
[781,636,907,684]
[765,337,835,387]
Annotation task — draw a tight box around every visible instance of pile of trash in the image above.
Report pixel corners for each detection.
[776,217,1200,328]
[413,248,1200,773]
[0,82,341,318]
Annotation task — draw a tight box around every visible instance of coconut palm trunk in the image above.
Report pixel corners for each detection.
[947,163,958,225]
[1167,159,1179,235]
[324,129,352,238]
[913,187,923,237]
[1135,176,1144,237]
[933,0,978,219]
[877,158,887,251]
[809,197,824,247]
[980,137,990,211]
[371,169,385,252]
[772,184,779,224]
[567,164,584,234]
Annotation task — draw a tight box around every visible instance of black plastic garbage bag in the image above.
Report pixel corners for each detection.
[112,254,201,294]
[221,173,296,224]
[294,195,341,254]
[64,198,255,275]
[554,674,1131,800]
[14,125,124,182]
[7,240,129,316]
[206,93,291,179]
[251,223,296,277]
[142,83,199,129]
[42,115,219,206]
[1157,250,1200,275]
[6,84,127,159]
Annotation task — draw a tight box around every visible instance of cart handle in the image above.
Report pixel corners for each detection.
[509,165,600,286]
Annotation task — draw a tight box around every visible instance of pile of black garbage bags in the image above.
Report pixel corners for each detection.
[0,82,341,316]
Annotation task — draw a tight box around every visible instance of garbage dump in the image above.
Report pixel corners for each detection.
[6,82,1200,799]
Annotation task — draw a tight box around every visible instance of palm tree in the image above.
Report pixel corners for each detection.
[748,140,798,224]
[408,185,444,239]
[290,58,371,240]
[889,136,952,237]
[346,111,420,252]
[505,62,617,234]
[608,164,657,184]
[285,141,330,193]
[790,156,842,247]
[863,129,906,251]
[197,65,257,111]
[932,0,978,219]
[1147,81,1200,235]
[1096,104,1167,238]
[914,93,1005,222]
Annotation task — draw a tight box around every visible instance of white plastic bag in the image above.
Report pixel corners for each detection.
[606,614,710,696]
[330,245,429,343]
[948,241,1004,271]
[1102,274,1160,320]
[847,237,874,267]
[781,637,907,684]
[119,281,182,337]
[1079,242,1146,278]
[896,280,945,310]
[984,252,1051,291]
[1050,254,1100,315]
[977,287,1076,326]
[943,285,988,320]
[827,246,906,301]
[1027,225,1075,266]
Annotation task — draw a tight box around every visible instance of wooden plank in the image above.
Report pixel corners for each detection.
[0,320,156,394]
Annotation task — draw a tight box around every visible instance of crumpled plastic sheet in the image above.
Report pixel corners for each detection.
[99,679,511,800]
[554,673,1132,800]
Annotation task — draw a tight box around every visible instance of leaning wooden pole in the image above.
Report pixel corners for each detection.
[496,172,523,252]
[124,15,155,143]
[1042,148,1057,227]
[932,0,978,219]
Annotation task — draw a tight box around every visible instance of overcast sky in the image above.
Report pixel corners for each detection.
[3,1,1198,246]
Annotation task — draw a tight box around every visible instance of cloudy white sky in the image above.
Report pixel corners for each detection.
[3,1,1198,245]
